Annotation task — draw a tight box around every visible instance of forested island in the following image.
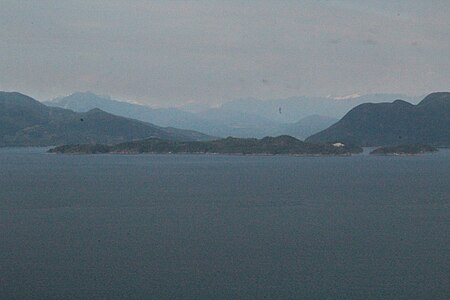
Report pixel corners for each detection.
[370,144,438,155]
[48,135,363,156]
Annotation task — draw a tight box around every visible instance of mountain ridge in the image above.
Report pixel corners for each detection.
[0,91,213,146]
[306,92,450,147]
[45,92,415,138]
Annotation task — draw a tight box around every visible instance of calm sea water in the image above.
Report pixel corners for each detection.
[0,148,449,299]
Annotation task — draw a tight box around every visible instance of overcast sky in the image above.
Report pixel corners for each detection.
[1,0,449,106]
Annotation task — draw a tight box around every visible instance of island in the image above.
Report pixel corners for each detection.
[48,135,363,156]
[370,144,438,155]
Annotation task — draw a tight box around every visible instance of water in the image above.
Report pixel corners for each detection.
[0,148,449,299]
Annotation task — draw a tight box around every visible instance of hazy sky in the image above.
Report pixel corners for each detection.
[1,0,449,106]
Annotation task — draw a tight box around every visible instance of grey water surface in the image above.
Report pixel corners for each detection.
[0,148,449,299]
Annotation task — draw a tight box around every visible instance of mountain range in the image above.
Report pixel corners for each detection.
[0,92,213,147]
[44,92,279,139]
[4,90,446,148]
[306,92,450,147]
[44,92,419,139]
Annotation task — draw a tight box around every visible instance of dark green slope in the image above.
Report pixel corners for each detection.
[0,92,50,136]
[306,92,450,147]
[0,92,213,146]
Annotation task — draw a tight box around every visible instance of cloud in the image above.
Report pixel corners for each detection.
[334,93,361,100]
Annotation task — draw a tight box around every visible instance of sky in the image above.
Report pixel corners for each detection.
[1,0,449,106]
